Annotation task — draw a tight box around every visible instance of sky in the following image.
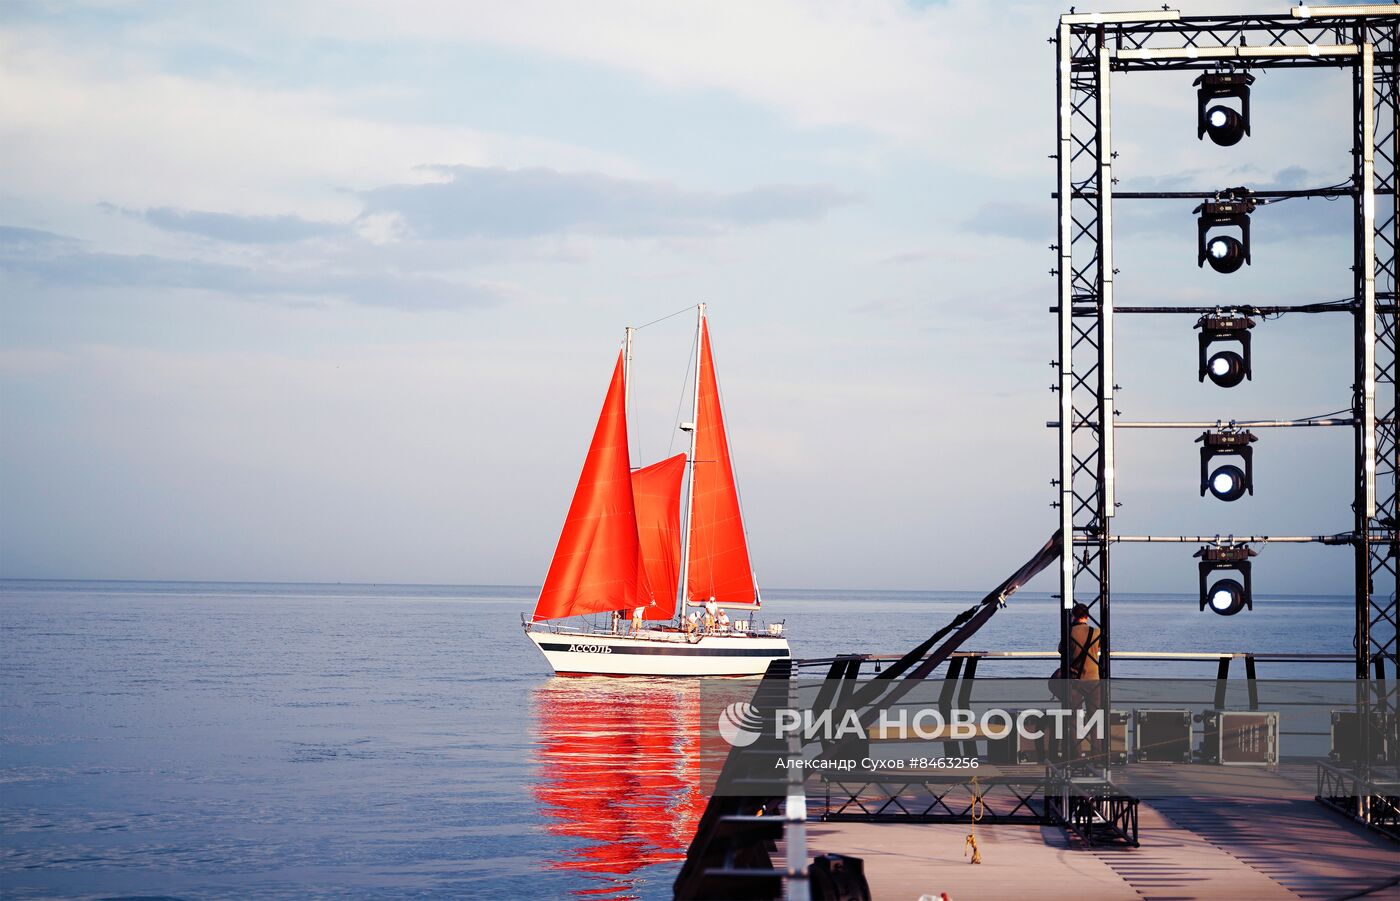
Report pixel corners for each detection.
[0,0,1373,595]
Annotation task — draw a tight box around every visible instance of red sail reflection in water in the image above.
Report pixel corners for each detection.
[532,678,707,899]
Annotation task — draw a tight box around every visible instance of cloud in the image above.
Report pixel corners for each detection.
[103,203,350,244]
[357,165,853,239]
[878,248,973,265]
[88,165,851,250]
[282,0,1058,171]
[0,230,508,311]
[1118,164,1324,195]
[963,201,1051,241]
[855,282,1047,334]
[0,225,79,250]
[0,31,642,225]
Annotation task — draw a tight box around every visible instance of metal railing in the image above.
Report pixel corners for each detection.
[521,611,786,640]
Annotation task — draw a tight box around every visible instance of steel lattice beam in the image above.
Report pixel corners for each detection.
[1057,20,1111,697]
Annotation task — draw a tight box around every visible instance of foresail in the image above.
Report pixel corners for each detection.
[686,319,757,605]
[631,454,686,620]
[533,353,652,621]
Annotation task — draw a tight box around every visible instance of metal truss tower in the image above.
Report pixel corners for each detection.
[1054,4,1397,734]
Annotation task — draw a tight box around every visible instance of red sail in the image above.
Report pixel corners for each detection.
[631,454,685,620]
[686,319,757,605]
[532,353,650,621]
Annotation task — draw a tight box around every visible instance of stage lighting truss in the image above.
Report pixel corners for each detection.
[1195,544,1256,616]
[1196,313,1256,388]
[1195,71,1254,147]
[1196,192,1255,274]
[1052,5,1397,694]
[1197,429,1258,502]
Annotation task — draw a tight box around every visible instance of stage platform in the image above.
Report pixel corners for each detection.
[802,795,1400,900]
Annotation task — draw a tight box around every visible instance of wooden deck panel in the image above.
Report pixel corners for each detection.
[1141,798,1400,900]
[804,820,1141,901]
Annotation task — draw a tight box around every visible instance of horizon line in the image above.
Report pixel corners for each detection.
[0,576,1355,601]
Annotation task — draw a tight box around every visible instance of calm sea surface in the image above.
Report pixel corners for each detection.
[0,581,1357,899]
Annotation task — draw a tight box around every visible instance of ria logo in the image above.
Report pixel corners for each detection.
[717,701,764,747]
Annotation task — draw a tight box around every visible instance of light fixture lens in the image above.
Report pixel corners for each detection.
[1205,349,1247,388]
[1203,234,1247,274]
[1202,104,1247,146]
[1208,463,1248,501]
[1205,577,1248,616]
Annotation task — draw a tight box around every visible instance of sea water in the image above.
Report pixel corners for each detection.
[0,581,1357,899]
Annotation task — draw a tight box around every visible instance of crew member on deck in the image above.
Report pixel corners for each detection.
[687,611,700,637]
[717,610,731,633]
[704,597,718,634]
[1058,602,1102,759]
[631,605,646,635]
[1065,603,1101,679]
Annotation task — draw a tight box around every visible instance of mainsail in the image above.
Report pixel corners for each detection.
[631,454,686,620]
[532,353,651,622]
[685,319,757,606]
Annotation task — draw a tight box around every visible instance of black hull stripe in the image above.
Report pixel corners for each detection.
[537,642,789,658]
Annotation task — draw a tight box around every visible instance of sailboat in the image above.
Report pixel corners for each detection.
[523,304,791,676]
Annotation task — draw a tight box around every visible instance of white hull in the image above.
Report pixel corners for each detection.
[525,626,790,676]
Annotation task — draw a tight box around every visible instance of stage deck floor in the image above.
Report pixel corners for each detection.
[802,766,1400,900]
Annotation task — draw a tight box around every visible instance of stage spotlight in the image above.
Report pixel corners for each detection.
[1208,351,1245,384]
[1209,465,1248,502]
[1196,194,1254,274]
[1197,429,1257,501]
[1206,234,1246,272]
[1195,545,1255,616]
[1207,578,1248,615]
[1195,72,1254,146]
[1205,106,1245,144]
[1196,313,1255,388]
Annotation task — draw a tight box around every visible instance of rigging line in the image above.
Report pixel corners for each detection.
[1255,176,1355,205]
[1256,296,1353,320]
[666,328,699,459]
[625,333,640,467]
[1299,407,1354,422]
[634,304,698,332]
[633,341,644,466]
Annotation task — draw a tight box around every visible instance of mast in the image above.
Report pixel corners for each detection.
[623,326,634,428]
[685,311,760,610]
[623,325,633,623]
[676,303,704,617]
